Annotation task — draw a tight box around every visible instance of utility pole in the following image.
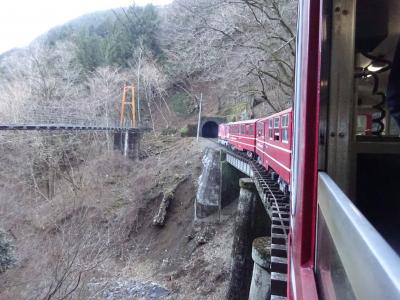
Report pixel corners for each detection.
[137,54,141,125]
[196,93,203,142]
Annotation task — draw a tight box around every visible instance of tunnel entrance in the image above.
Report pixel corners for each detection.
[202,121,219,138]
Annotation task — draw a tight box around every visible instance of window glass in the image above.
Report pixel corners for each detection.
[274,117,280,128]
[274,130,280,141]
[282,114,289,143]
[257,122,263,136]
[241,125,244,134]
[274,117,280,140]
[269,119,273,139]
[250,125,253,135]
[282,114,288,127]
[282,129,288,142]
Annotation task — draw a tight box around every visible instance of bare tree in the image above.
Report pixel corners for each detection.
[161,0,297,117]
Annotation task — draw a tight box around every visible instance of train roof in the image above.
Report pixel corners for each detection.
[225,118,259,125]
[257,108,292,122]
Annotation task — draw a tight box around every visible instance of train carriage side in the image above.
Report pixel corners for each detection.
[227,119,258,156]
[218,123,229,146]
[256,109,293,188]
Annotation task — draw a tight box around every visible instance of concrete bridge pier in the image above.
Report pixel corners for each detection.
[195,149,244,220]
[226,178,257,300]
[195,148,221,218]
[249,236,272,300]
[113,130,141,160]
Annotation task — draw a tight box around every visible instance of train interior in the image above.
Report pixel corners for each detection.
[320,0,400,254]
[353,0,400,253]
[315,0,400,297]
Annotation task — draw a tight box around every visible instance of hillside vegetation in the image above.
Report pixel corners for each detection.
[0,0,297,299]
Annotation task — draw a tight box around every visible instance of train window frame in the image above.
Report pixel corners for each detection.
[269,119,273,140]
[257,122,263,137]
[274,117,280,141]
[282,114,289,143]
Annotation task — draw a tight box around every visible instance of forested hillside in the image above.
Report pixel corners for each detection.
[0,0,297,127]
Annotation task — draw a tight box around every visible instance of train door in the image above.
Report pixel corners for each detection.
[291,0,400,299]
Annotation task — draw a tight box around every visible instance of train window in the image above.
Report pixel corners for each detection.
[274,117,280,128]
[249,125,253,135]
[282,114,289,143]
[241,125,244,134]
[269,119,273,139]
[246,125,249,135]
[257,122,263,136]
[274,117,280,141]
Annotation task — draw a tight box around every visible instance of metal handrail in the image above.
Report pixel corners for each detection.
[318,172,400,300]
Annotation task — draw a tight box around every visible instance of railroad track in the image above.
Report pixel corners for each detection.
[206,138,289,299]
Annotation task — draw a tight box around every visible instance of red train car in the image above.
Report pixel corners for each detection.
[226,119,258,156]
[255,108,292,187]
[218,123,229,146]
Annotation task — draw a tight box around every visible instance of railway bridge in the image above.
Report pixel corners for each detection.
[195,141,289,299]
[223,149,289,300]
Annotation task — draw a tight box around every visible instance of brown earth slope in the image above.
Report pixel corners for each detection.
[0,134,235,299]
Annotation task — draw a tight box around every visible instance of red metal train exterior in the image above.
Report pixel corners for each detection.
[218,109,292,190]
[256,109,292,186]
[218,119,257,153]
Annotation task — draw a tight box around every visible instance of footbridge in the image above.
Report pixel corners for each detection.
[0,84,150,158]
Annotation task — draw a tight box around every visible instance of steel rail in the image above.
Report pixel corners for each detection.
[207,138,290,298]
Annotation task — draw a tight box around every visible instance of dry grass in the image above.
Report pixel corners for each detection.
[0,133,233,299]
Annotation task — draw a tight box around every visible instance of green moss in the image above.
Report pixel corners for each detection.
[179,126,189,136]
[170,92,193,115]
[106,197,126,213]
[179,124,197,137]
[161,127,177,136]
[221,102,248,121]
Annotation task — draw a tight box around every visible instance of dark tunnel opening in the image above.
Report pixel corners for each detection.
[202,121,219,138]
